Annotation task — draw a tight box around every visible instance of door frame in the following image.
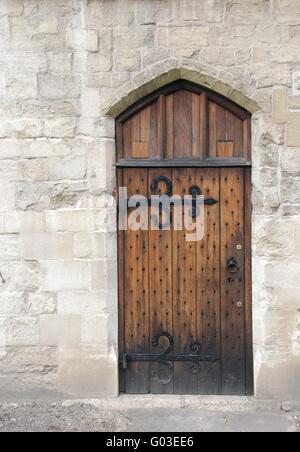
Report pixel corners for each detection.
[116,165,254,396]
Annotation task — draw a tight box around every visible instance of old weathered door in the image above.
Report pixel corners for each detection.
[116,81,253,395]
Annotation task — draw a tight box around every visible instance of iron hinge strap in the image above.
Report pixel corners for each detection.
[121,352,219,369]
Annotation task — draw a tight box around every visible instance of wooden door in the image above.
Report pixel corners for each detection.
[118,167,252,395]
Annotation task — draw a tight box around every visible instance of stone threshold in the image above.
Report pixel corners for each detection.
[62,395,287,413]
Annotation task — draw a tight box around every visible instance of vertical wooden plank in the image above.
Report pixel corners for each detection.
[243,116,252,162]
[192,93,200,158]
[244,168,254,395]
[140,106,151,144]
[226,111,243,158]
[117,169,125,392]
[148,168,174,393]
[157,95,166,160]
[165,94,174,160]
[199,94,207,160]
[173,91,193,158]
[208,102,217,158]
[220,168,246,395]
[196,169,221,394]
[149,101,158,159]
[116,122,124,161]
[123,168,149,393]
[131,111,141,143]
[172,168,198,394]
[123,118,132,158]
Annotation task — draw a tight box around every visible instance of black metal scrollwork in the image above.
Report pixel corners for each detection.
[150,175,173,197]
[150,175,173,230]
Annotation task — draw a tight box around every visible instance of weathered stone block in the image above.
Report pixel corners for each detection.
[265,261,300,287]
[254,218,295,257]
[21,159,49,182]
[0,292,25,315]
[90,259,117,291]
[0,52,47,73]
[4,212,45,233]
[38,75,81,100]
[7,261,41,292]
[75,232,115,258]
[47,52,73,73]
[5,119,44,139]
[6,317,39,346]
[0,0,24,17]
[286,112,300,147]
[42,261,89,291]
[225,0,271,23]
[57,291,106,315]
[48,156,86,181]
[87,53,113,73]
[44,118,76,138]
[0,234,20,260]
[46,210,90,233]
[295,220,300,256]
[0,183,15,212]
[273,88,287,124]
[66,28,99,52]
[22,140,70,159]
[40,315,81,346]
[57,347,118,397]
[81,88,101,118]
[21,233,74,260]
[0,140,22,159]
[0,17,10,50]
[27,292,56,315]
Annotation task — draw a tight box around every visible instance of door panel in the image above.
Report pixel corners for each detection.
[118,167,251,395]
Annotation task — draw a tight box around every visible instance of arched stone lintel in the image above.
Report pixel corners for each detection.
[107,68,261,119]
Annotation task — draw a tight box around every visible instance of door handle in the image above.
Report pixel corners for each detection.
[226,257,238,273]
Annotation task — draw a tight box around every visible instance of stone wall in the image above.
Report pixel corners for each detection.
[0,0,299,399]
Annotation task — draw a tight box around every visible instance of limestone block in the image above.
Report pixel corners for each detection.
[281,148,300,175]
[0,73,5,97]
[281,174,300,203]
[0,184,15,212]
[292,69,300,95]
[46,210,90,233]
[275,287,300,311]
[27,292,56,315]
[21,158,49,182]
[40,315,81,346]
[265,261,300,288]
[286,112,300,147]
[42,261,89,291]
[0,234,20,260]
[252,47,266,64]
[4,212,45,233]
[225,0,271,23]
[273,88,287,124]
[44,118,76,138]
[38,74,81,100]
[0,52,47,73]
[22,140,70,159]
[6,317,39,346]
[0,292,25,315]
[38,17,59,34]
[11,17,64,51]
[21,233,74,260]
[270,46,300,64]
[295,220,300,256]
[90,259,117,291]
[287,24,300,44]
[81,314,111,348]
[87,139,115,194]
[115,50,141,72]
[0,159,22,181]
[255,65,292,89]
[0,0,24,17]
[57,291,107,315]
[0,140,22,159]
[47,52,73,73]
[7,261,41,292]
[75,232,116,258]
[57,347,119,397]
[0,346,58,375]
[5,119,44,139]
[48,156,86,181]
[66,28,98,52]
[81,88,101,118]
[87,53,113,73]
[0,17,10,50]
[254,218,295,257]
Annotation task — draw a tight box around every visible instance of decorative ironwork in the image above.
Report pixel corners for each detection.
[226,257,239,273]
[150,175,173,197]
[121,331,219,370]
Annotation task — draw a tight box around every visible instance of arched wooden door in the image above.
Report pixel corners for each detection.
[116,81,253,395]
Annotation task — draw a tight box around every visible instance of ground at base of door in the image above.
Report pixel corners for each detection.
[0,399,299,432]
